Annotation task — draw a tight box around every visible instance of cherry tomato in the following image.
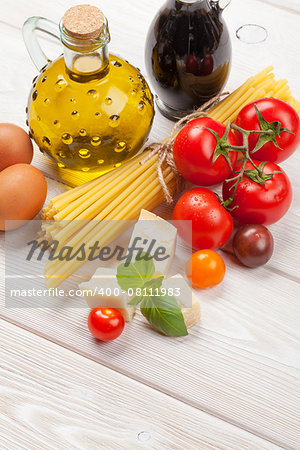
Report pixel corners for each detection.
[173,117,237,186]
[222,160,292,225]
[173,187,233,250]
[233,224,274,268]
[88,308,125,342]
[235,98,300,163]
[186,250,225,289]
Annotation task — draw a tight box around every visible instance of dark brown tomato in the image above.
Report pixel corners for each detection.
[233,224,274,268]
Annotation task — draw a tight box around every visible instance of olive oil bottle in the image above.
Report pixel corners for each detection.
[23,5,154,174]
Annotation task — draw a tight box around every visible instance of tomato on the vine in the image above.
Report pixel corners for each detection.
[222,160,292,225]
[88,308,125,342]
[173,117,237,186]
[173,187,233,250]
[235,98,300,163]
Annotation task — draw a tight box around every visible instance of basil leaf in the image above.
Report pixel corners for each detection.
[143,276,164,290]
[134,252,156,278]
[117,263,145,291]
[117,253,188,337]
[141,295,188,337]
[117,252,155,292]
[128,277,164,306]
[128,295,144,306]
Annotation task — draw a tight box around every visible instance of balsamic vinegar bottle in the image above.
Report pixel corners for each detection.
[145,0,232,120]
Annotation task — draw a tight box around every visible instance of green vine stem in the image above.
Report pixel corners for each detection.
[205,104,291,209]
[218,124,284,208]
[221,124,249,209]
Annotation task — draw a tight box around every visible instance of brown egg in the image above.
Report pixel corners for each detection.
[0,123,33,171]
[0,164,47,231]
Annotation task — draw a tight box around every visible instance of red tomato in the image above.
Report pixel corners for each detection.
[88,308,125,342]
[235,98,300,163]
[173,117,237,186]
[222,160,292,225]
[173,187,233,250]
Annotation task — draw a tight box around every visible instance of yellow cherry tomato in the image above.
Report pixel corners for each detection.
[186,250,225,289]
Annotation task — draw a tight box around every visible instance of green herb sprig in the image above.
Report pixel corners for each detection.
[117,254,188,337]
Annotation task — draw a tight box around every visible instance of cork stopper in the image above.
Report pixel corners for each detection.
[63,5,105,39]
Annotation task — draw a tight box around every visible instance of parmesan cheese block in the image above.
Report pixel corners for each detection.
[164,274,201,329]
[79,267,136,322]
[128,209,177,277]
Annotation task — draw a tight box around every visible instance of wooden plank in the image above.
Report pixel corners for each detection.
[258,0,300,14]
[0,0,300,448]
[0,320,279,450]
[0,0,300,277]
[1,254,299,448]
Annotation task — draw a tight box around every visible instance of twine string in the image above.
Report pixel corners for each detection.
[140,92,229,203]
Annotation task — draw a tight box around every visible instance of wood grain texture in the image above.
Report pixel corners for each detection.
[0,320,280,450]
[0,0,300,449]
[258,0,300,14]
[0,0,299,276]
[1,254,300,447]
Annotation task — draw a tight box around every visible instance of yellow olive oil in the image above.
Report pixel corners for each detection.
[27,54,154,174]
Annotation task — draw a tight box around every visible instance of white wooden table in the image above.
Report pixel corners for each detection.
[1,0,300,448]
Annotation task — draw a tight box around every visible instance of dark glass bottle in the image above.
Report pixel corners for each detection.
[145,0,232,120]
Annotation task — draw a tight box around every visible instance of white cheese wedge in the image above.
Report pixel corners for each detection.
[128,209,177,277]
[79,211,177,323]
[163,274,201,329]
[79,267,136,322]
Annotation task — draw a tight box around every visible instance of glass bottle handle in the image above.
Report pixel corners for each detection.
[23,17,61,72]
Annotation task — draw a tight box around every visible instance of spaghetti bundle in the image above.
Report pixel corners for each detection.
[42,153,177,287]
[208,65,300,121]
[42,66,300,287]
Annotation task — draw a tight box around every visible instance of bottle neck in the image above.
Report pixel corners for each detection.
[174,0,213,13]
[59,19,111,82]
